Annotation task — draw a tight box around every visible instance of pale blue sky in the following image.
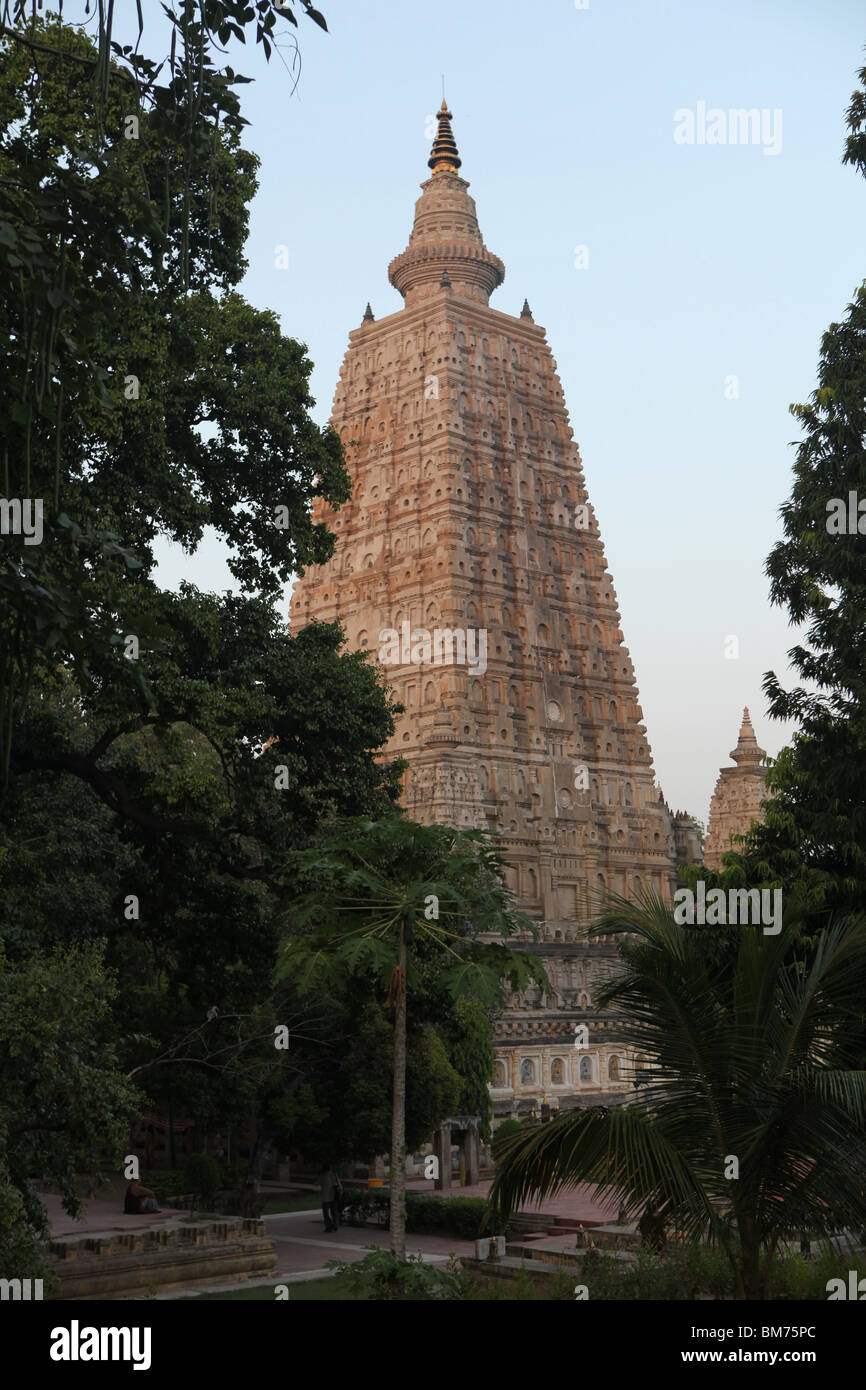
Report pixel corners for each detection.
[138,0,866,823]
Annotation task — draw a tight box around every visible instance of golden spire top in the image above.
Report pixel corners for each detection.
[428,99,461,173]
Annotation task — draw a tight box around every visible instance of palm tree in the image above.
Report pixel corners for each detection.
[277,814,542,1260]
[488,893,866,1299]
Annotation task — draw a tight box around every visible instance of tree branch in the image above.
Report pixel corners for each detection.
[0,22,138,86]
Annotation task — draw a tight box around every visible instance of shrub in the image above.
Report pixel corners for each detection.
[342,1189,389,1225]
[490,1120,523,1162]
[182,1154,221,1209]
[140,1169,187,1202]
[405,1193,512,1240]
[326,1248,467,1300]
[219,1162,248,1191]
[340,1190,513,1240]
[769,1248,861,1300]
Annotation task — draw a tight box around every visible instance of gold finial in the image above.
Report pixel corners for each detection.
[428,101,461,173]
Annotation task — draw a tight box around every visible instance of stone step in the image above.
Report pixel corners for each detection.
[505,1240,637,1269]
[546,1217,607,1232]
[570,1222,641,1251]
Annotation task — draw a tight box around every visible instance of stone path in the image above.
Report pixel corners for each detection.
[42,1189,174,1239]
[265,1208,473,1280]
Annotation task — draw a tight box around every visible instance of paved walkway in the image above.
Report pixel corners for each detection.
[265,1208,473,1279]
[42,1185,175,1240]
[263,1180,619,1282]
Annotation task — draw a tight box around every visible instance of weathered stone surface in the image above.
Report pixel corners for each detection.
[290,105,701,1115]
[45,1219,276,1300]
[704,708,768,870]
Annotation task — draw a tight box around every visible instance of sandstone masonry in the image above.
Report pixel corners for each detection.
[289,104,702,1118]
[703,708,769,871]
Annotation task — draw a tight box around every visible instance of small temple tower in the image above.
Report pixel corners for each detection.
[290,103,693,1115]
[703,708,768,870]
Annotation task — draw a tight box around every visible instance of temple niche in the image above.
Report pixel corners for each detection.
[289,103,702,1118]
[704,708,769,870]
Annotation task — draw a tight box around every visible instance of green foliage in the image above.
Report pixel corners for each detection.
[341,1188,390,1225]
[405,1193,506,1240]
[769,1248,857,1300]
[182,1153,221,1208]
[271,1001,460,1165]
[279,815,543,1005]
[139,1169,188,1203]
[489,894,866,1299]
[0,3,401,1159]
[342,1190,513,1241]
[0,1167,56,1283]
[491,1119,523,1162]
[572,1244,859,1301]
[0,939,142,1243]
[0,0,402,1257]
[444,997,495,1141]
[325,1247,467,1301]
[722,63,866,924]
[278,814,544,1256]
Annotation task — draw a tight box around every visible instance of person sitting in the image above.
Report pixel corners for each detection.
[124,1178,161,1215]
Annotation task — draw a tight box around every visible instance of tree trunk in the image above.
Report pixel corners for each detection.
[389,920,408,1261]
[737,1212,763,1299]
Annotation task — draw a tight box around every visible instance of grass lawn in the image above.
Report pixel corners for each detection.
[193,1273,365,1300]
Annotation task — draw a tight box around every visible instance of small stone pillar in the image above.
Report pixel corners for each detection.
[433,1125,451,1191]
[462,1126,481,1187]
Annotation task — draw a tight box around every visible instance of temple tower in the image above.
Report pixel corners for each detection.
[290,104,687,1115]
[704,708,768,870]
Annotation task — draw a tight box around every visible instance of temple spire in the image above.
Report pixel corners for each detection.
[428,99,461,173]
[730,707,764,766]
[389,98,504,308]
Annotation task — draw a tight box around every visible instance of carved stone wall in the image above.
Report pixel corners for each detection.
[704,708,768,870]
[289,106,695,1115]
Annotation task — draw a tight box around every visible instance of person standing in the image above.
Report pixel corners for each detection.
[319,1162,342,1232]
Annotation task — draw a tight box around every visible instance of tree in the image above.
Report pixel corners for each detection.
[1,0,410,1252]
[278,815,544,1260]
[724,60,866,923]
[442,996,495,1143]
[0,612,404,1228]
[488,894,866,1300]
[0,16,349,780]
[0,940,142,1256]
[265,993,464,1170]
